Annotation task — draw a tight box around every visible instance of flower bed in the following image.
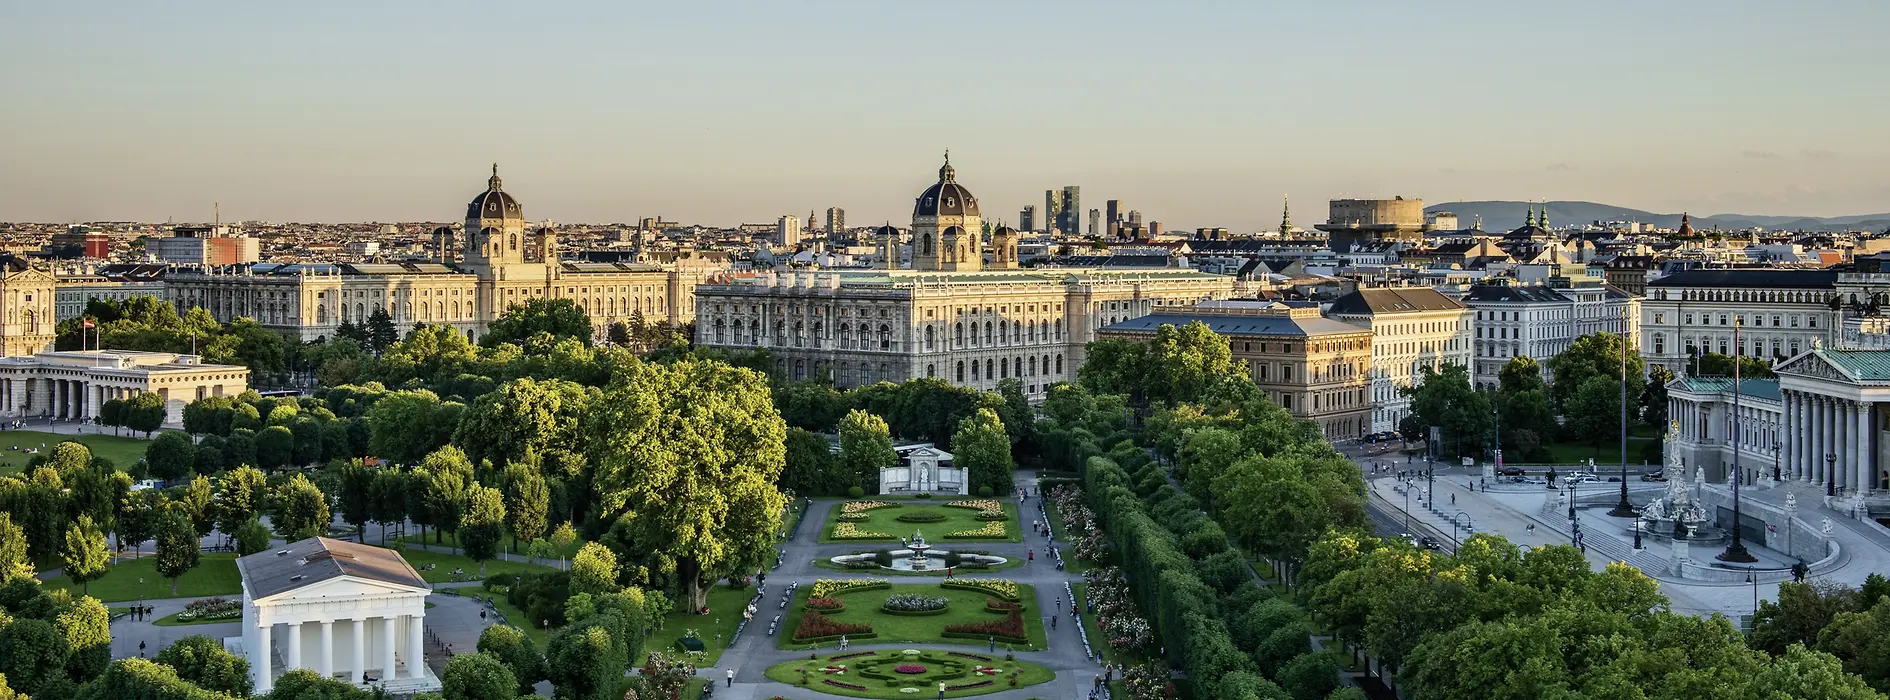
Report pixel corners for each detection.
[946,680,994,691]
[947,651,993,661]
[894,664,927,674]
[941,579,1020,601]
[944,499,1005,520]
[806,596,846,612]
[831,650,876,662]
[834,522,893,539]
[793,612,875,642]
[824,679,868,691]
[983,598,1023,614]
[176,597,241,623]
[946,521,1007,539]
[943,609,1026,644]
[811,578,890,598]
[879,593,949,615]
[893,510,948,523]
[841,501,898,515]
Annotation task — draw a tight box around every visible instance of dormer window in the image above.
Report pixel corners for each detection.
[946,197,955,207]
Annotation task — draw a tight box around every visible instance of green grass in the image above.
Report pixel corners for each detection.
[1539,437,1659,466]
[390,546,557,584]
[153,609,240,627]
[0,429,155,475]
[763,649,1055,698]
[645,584,753,666]
[45,553,241,603]
[820,501,1021,544]
[780,499,808,542]
[776,582,1048,651]
[810,555,1025,576]
[395,531,578,561]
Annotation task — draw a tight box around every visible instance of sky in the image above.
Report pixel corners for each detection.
[2,0,1887,230]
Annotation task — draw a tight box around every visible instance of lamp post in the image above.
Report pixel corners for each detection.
[1492,403,1502,475]
[1611,312,1636,517]
[1720,317,1757,563]
[1633,518,1643,549]
[1402,484,1412,536]
[1569,479,1581,548]
[1451,511,1473,544]
[1772,440,1781,483]
[1827,453,1837,497]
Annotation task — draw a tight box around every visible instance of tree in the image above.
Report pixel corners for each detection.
[1497,356,1546,395]
[365,390,459,464]
[214,465,267,538]
[272,473,332,541]
[441,652,516,700]
[477,625,544,696]
[1751,580,1861,656]
[782,427,845,496]
[99,398,127,434]
[0,515,32,583]
[1565,375,1627,452]
[255,425,296,471]
[501,463,549,553]
[0,618,68,696]
[1545,332,1644,412]
[125,392,167,437]
[61,515,110,595]
[1080,321,1245,407]
[56,593,113,687]
[235,518,272,556]
[156,506,200,595]
[836,409,897,490]
[290,419,325,466]
[1404,364,1492,460]
[418,447,474,544]
[336,459,377,543]
[546,624,616,700]
[550,523,577,570]
[583,356,787,610]
[1643,364,1675,426]
[452,378,591,468]
[265,668,373,700]
[365,307,399,353]
[1276,650,1342,700]
[1499,388,1556,457]
[1695,351,1778,379]
[155,634,252,697]
[115,490,160,560]
[569,542,617,597]
[484,298,593,348]
[460,484,506,576]
[952,408,1014,495]
[145,431,198,482]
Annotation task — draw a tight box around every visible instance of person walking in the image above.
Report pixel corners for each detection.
[1027,549,1033,563]
[726,668,734,687]
[938,680,947,699]
[1052,615,1057,630]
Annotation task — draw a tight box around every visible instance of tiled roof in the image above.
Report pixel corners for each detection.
[1816,349,1890,381]
[1647,269,1838,289]
[1102,312,1368,338]
[1463,284,1569,303]
[238,537,428,600]
[1670,376,1781,401]
[1327,287,1466,314]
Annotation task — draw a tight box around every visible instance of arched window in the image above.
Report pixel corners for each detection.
[793,321,805,347]
[925,325,936,351]
[774,320,786,346]
[984,321,993,344]
[316,304,327,323]
[839,323,852,348]
[509,234,518,251]
[956,361,965,382]
[1000,357,1009,378]
[813,321,824,348]
[714,319,726,343]
[1029,356,1037,375]
[926,364,935,378]
[794,360,805,381]
[858,325,870,347]
[955,323,964,346]
[1055,354,1063,374]
[879,324,892,350]
[751,319,762,344]
[971,361,980,381]
[923,233,935,255]
[984,359,993,380]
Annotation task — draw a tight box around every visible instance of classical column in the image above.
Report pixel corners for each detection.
[286,621,302,671]
[350,618,365,684]
[382,616,397,681]
[319,621,334,679]
[406,614,425,679]
[256,622,273,693]
[1858,402,1873,496]
[1796,392,1808,480]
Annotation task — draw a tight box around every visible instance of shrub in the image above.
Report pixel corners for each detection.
[846,486,864,498]
[793,612,873,641]
[810,579,891,598]
[978,485,994,497]
[915,492,932,499]
[1277,650,1341,700]
[943,609,1026,643]
[175,597,241,622]
[895,510,948,523]
[881,593,949,613]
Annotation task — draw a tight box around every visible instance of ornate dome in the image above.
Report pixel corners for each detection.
[941,225,966,238]
[913,153,980,219]
[875,223,900,239]
[992,225,1017,236]
[466,163,523,221]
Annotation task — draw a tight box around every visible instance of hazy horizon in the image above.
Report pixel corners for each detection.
[3,1,1886,229]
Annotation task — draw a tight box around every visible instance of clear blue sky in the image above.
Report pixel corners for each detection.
[3,1,1885,228]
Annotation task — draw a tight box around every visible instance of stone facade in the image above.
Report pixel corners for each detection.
[0,350,249,424]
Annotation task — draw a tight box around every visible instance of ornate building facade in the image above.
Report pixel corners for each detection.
[0,256,58,357]
[162,167,722,342]
[693,158,1236,399]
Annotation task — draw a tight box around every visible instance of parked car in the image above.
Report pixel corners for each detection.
[1417,536,1444,551]
[1640,470,1667,482]
[1606,476,1622,482]
[1498,467,1525,476]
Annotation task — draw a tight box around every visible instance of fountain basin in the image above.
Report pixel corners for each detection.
[830,549,1009,572]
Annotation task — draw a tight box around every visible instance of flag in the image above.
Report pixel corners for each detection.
[82,319,94,329]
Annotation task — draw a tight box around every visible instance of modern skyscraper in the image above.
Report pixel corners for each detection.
[1106,199,1122,238]
[1089,208,1101,236]
[777,214,801,247]
[1020,205,1037,232]
[826,207,845,236]
[1148,221,1163,239]
[1057,186,1081,237]
[1044,190,1063,233]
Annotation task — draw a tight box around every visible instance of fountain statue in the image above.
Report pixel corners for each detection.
[907,530,932,570]
[1639,425,1713,540]
[829,528,1009,572]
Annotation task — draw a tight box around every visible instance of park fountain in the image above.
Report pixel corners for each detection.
[1635,429,1723,543]
[905,531,932,570]
[828,529,1009,572]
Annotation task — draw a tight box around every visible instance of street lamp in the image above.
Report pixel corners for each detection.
[1402,484,1412,535]
[1610,312,1635,517]
[1772,440,1782,483]
[1451,511,1473,543]
[1633,518,1643,549]
[1719,317,1756,563]
[1827,453,1838,497]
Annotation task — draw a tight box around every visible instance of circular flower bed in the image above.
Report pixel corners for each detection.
[894,664,927,674]
[894,510,948,523]
[880,593,949,615]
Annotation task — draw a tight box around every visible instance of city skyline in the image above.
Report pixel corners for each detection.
[2,1,1886,227]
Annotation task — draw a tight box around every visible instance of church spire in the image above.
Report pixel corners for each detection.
[488,163,503,192]
[1525,205,1536,228]
[1537,202,1550,229]
[939,149,955,183]
[1280,194,1293,235]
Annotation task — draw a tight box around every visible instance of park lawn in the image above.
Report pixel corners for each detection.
[395,531,577,561]
[645,583,753,666]
[762,649,1055,698]
[1540,437,1660,467]
[391,547,557,584]
[819,500,1021,544]
[776,582,1048,652]
[45,553,241,603]
[154,609,240,627]
[0,429,154,475]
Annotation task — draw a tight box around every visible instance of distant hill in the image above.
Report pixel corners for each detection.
[1425,200,1890,233]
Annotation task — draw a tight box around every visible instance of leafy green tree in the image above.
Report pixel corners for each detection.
[1404,363,1492,459]
[1694,351,1778,379]
[569,542,617,597]
[484,298,593,348]
[0,618,68,696]
[1214,454,1364,574]
[336,459,377,542]
[550,523,577,570]
[173,475,216,539]
[125,392,166,437]
[1564,375,1627,452]
[366,306,399,353]
[214,465,267,538]
[0,515,32,583]
[115,490,160,559]
[376,324,480,387]
[501,462,549,553]
[545,624,616,700]
[235,518,273,556]
[583,356,787,610]
[781,427,845,496]
[1816,598,1890,693]
[1498,355,1546,394]
[1499,388,1556,456]
[272,474,332,541]
[255,425,296,471]
[99,398,127,434]
[156,506,201,594]
[1080,320,1245,407]
[1545,332,1643,412]
[951,407,1014,495]
[460,483,506,576]
[57,594,113,684]
[290,419,325,466]
[154,634,252,697]
[365,390,460,464]
[1753,580,1860,656]
[1276,650,1341,700]
[60,515,110,595]
[371,468,410,543]
[836,409,897,490]
[477,625,545,696]
[1179,426,1243,502]
[441,652,516,700]
[19,468,68,559]
[1643,364,1675,426]
[452,378,590,468]
[418,447,474,544]
[145,431,198,482]
[772,380,849,432]
[264,668,373,700]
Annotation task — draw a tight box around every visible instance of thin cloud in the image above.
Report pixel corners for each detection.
[1800,148,1838,160]
[1741,150,1781,160]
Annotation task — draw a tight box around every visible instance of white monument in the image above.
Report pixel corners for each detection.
[234,537,439,695]
[878,443,968,496]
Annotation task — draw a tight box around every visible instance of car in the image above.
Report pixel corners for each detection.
[1640,470,1666,482]
[1606,476,1622,482]
[1417,536,1444,551]
[1498,467,1525,476]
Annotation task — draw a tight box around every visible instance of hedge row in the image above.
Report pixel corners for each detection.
[793,632,880,644]
[876,606,951,617]
[940,631,1029,645]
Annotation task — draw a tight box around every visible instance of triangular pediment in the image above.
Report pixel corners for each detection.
[1776,350,1850,382]
[255,574,429,605]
